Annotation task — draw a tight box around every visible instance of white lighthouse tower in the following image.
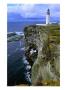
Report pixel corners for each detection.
[46,9,50,25]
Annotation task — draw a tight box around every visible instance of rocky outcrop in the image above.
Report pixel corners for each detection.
[24,25,60,86]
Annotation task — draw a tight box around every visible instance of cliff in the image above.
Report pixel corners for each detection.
[24,24,60,86]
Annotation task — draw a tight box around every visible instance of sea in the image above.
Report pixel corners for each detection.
[7,20,45,86]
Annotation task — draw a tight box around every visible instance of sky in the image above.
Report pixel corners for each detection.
[7,4,60,22]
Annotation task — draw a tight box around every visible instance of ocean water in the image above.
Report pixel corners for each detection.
[7,19,59,85]
[7,20,45,32]
[7,21,42,85]
[7,22,24,32]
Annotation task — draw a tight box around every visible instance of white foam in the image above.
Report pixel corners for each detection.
[30,49,37,55]
[15,32,24,36]
[26,65,31,70]
[20,47,25,51]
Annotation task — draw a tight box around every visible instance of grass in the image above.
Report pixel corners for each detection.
[24,24,60,86]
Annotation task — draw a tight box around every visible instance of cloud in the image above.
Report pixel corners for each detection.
[7,4,60,21]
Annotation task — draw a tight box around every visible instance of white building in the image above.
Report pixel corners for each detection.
[46,9,50,24]
[36,9,50,26]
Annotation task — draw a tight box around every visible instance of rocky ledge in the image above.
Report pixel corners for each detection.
[24,24,60,86]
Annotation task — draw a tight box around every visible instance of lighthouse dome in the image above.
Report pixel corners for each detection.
[47,9,50,15]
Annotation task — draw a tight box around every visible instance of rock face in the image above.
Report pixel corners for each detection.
[24,25,60,86]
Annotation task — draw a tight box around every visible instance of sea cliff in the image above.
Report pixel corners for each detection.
[24,24,60,86]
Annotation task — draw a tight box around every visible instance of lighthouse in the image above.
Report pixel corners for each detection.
[46,9,50,25]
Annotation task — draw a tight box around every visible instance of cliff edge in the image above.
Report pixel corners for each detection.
[24,24,60,86]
